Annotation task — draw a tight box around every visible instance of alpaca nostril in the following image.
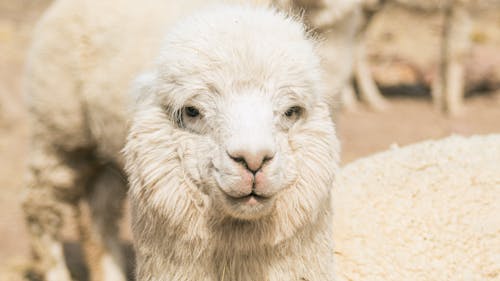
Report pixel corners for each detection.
[263,155,274,163]
[229,155,246,165]
[227,150,274,174]
[227,152,251,171]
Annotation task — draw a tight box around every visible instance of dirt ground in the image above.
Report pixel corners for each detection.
[0,1,499,280]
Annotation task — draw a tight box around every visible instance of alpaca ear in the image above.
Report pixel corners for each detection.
[129,71,184,128]
[128,71,157,113]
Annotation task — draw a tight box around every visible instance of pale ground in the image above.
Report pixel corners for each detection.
[0,1,498,280]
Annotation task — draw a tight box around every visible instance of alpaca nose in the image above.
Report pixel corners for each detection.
[227,148,274,173]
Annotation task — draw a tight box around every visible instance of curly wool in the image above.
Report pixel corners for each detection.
[334,134,500,281]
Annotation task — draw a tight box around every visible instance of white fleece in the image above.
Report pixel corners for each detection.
[334,134,500,281]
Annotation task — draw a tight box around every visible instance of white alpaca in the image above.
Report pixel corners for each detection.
[125,5,339,281]
[334,134,500,280]
[24,1,339,280]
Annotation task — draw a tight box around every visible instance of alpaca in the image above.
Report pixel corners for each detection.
[124,5,339,281]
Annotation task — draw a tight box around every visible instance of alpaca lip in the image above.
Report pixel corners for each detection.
[242,191,267,200]
[231,192,270,206]
[223,190,271,203]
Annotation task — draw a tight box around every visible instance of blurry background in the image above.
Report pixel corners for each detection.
[0,0,499,279]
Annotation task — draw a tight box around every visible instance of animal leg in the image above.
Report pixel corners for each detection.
[23,146,93,281]
[79,166,127,281]
[444,4,471,115]
[355,38,388,110]
[431,67,445,111]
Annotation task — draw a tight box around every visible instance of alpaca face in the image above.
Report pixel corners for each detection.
[175,83,309,220]
[127,6,338,223]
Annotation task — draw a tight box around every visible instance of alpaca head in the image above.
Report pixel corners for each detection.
[126,6,339,224]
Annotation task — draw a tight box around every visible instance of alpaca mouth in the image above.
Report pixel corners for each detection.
[241,191,267,200]
[236,192,270,206]
[223,190,271,205]
[228,191,267,199]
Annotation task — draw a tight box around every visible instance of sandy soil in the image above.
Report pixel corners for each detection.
[0,1,498,280]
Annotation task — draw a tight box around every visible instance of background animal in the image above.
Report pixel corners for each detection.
[371,0,500,114]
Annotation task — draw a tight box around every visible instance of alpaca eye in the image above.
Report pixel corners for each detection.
[284,106,303,119]
[184,106,200,118]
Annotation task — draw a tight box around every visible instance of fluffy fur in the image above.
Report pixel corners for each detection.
[334,134,500,280]
[125,6,339,281]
